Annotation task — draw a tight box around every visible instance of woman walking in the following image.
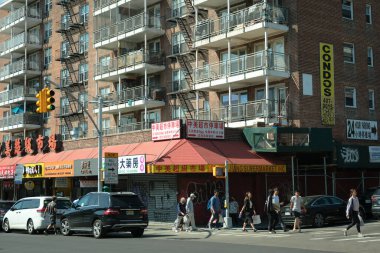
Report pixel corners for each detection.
[239,192,257,232]
[344,189,363,237]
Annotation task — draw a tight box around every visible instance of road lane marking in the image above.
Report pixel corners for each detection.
[358,239,380,243]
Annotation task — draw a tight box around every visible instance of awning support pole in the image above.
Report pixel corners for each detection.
[324,157,327,195]
[291,156,295,194]
[332,171,336,196]
[224,160,232,228]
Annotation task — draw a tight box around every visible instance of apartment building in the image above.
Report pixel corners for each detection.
[0,0,379,223]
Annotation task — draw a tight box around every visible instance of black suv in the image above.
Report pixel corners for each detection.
[60,192,148,238]
[371,187,380,219]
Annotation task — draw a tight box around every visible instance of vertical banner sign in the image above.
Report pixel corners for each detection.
[104,152,118,184]
[320,43,335,125]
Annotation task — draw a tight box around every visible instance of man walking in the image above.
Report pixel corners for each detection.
[208,190,221,230]
[273,188,289,232]
[185,193,197,231]
[290,190,305,232]
[44,196,57,235]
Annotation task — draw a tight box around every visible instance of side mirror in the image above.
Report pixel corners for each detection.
[10,207,15,211]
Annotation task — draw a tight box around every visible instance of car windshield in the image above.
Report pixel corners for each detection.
[110,195,143,209]
[373,188,380,196]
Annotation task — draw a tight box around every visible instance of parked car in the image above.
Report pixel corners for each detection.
[281,195,365,228]
[371,187,380,218]
[359,187,379,218]
[2,196,72,234]
[0,200,15,230]
[60,192,148,239]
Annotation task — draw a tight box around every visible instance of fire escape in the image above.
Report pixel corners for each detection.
[167,0,208,119]
[55,0,87,131]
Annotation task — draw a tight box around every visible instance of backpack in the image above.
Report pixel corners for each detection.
[207,198,212,210]
[46,201,56,215]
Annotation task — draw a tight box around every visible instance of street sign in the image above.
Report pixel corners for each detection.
[104,152,118,184]
[14,164,24,185]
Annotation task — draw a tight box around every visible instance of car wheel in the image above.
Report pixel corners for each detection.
[93,219,103,239]
[3,219,11,233]
[313,213,325,228]
[61,218,73,236]
[131,229,144,238]
[27,219,35,234]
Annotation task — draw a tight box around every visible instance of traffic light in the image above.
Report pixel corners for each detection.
[36,90,46,113]
[45,89,55,111]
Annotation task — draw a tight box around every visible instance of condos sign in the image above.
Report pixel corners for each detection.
[320,43,335,126]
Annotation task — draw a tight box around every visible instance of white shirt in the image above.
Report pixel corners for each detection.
[290,195,303,212]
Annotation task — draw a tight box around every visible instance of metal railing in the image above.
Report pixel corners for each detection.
[0,60,40,79]
[94,13,162,44]
[99,85,160,106]
[0,87,37,104]
[194,2,288,42]
[94,0,118,12]
[0,113,42,129]
[94,50,164,76]
[197,99,288,123]
[193,51,289,84]
[0,7,41,30]
[0,32,41,54]
[92,121,153,137]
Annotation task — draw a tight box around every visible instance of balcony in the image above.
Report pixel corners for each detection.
[0,86,37,107]
[243,127,334,153]
[0,6,41,34]
[0,59,40,82]
[94,0,161,16]
[93,85,165,114]
[193,0,241,9]
[0,113,42,132]
[193,3,288,49]
[193,51,289,91]
[94,50,165,81]
[94,12,164,49]
[92,121,153,138]
[0,32,42,58]
[198,99,288,128]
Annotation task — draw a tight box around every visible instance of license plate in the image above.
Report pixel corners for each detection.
[285,212,291,216]
[126,210,134,215]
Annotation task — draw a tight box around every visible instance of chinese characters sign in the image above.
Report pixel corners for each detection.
[320,43,335,126]
[152,120,181,141]
[147,164,286,173]
[0,165,15,179]
[347,119,378,140]
[118,155,146,174]
[74,159,98,176]
[44,161,74,178]
[23,163,44,178]
[186,120,225,139]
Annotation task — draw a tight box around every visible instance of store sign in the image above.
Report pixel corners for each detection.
[80,180,98,188]
[320,43,335,126]
[44,161,74,178]
[186,119,225,139]
[0,165,15,179]
[152,120,181,141]
[369,146,380,163]
[118,155,146,174]
[104,152,118,184]
[14,165,24,184]
[55,178,69,188]
[74,158,98,176]
[23,163,44,178]
[347,119,378,140]
[340,146,359,164]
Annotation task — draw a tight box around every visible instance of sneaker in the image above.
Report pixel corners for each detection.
[284,228,289,232]
[242,229,248,232]
[254,228,258,232]
[343,230,347,236]
[43,230,48,235]
[358,233,363,238]
[298,229,302,233]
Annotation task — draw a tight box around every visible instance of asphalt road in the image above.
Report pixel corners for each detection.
[0,220,379,253]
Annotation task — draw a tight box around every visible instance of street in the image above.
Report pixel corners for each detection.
[0,220,379,253]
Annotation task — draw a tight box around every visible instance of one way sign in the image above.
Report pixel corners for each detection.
[104,152,118,184]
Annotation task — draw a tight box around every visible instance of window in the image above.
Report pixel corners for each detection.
[42,112,50,119]
[61,14,69,30]
[43,75,51,86]
[172,70,186,91]
[44,48,52,68]
[342,0,353,20]
[60,69,69,87]
[43,128,51,137]
[369,89,375,110]
[221,48,247,75]
[28,27,40,44]
[172,32,185,54]
[79,63,88,82]
[100,87,111,97]
[343,43,355,63]
[368,47,373,67]
[44,0,52,16]
[78,121,88,137]
[366,4,372,24]
[44,21,52,42]
[61,41,69,58]
[79,33,89,53]
[148,40,160,55]
[102,118,110,130]
[172,106,185,120]
[345,87,357,108]
[60,97,69,115]
[80,4,89,24]
[78,92,88,111]
[141,109,161,124]
[221,91,248,120]
[255,85,288,117]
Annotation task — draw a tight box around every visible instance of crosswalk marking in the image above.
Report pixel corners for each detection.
[358,239,380,243]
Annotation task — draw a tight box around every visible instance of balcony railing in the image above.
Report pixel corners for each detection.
[94,0,118,12]
[99,85,161,106]
[0,113,42,129]
[198,99,288,123]
[94,13,162,44]
[0,59,40,79]
[0,87,37,104]
[193,51,289,84]
[0,32,41,54]
[95,50,164,76]
[194,3,288,42]
[92,121,153,137]
[0,7,41,30]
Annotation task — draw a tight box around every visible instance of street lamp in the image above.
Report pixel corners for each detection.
[44,80,104,192]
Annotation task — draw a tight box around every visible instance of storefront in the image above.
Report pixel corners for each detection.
[73,158,99,199]
[0,165,15,200]
[44,161,74,198]
[20,163,45,198]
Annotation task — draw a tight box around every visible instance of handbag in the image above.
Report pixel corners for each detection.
[358,214,364,226]
[252,214,261,225]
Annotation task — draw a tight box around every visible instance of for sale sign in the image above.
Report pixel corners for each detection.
[347,119,378,140]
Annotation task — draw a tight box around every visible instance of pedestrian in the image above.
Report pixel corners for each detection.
[239,192,257,232]
[173,197,187,232]
[207,190,222,230]
[44,195,57,235]
[265,189,277,233]
[229,197,239,227]
[273,188,289,232]
[290,190,305,232]
[344,189,363,237]
[185,193,197,231]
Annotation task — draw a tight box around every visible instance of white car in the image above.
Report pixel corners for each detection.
[2,196,72,234]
